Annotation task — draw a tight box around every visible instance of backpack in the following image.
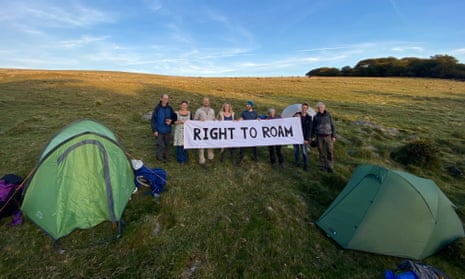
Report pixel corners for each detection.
[131,160,167,197]
[135,167,167,197]
[0,174,23,224]
[395,260,451,279]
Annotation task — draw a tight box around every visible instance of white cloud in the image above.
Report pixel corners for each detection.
[0,2,114,29]
[391,46,424,52]
[57,35,110,48]
[299,43,377,54]
[451,48,465,54]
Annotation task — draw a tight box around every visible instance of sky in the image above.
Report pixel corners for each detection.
[1,0,464,77]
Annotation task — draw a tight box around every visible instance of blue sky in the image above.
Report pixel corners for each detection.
[1,0,464,77]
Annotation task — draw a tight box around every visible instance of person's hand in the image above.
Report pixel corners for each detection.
[154,131,158,137]
[332,137,336,143]
[304,140,308,144]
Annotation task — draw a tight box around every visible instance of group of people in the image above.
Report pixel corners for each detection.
[150,94,336,172]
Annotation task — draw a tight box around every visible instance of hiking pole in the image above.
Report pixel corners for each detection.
[0,167,36,215]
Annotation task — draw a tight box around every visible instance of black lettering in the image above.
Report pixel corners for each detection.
[270,126,277,137]
[203,128,209,140]
[228,127,235,139]
[218,128,227,139]
[194,128,201,140]
[284,126,293,137]
[210,128,218,140]
[250,127,257,138]
[241,127,248,139]
[262,126,270,138]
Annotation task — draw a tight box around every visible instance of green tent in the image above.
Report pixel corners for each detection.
[316,164,464,259]
[21,120,135,240]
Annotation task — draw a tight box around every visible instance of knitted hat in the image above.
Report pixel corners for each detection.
[131,159,144,170]
[246,100,254,107]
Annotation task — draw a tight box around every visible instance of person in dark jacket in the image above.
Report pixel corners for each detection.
[293,103,313,171]
[311,102,336,173]
[239,100,259,164]
[151,94,176,162]
[266,108,284,167]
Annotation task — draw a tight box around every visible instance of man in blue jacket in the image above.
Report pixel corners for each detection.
[151,94,176,162]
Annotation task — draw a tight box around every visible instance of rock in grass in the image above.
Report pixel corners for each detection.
[141,111,152,121]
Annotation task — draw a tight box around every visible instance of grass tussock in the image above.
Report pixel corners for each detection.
[1,70,465,278]
[391,139,440,169]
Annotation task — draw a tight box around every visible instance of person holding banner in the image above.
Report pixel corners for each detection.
[173,100,192,165]
[217,102,236,163]
[194,97,216,164]
[293,103,313,171]
[266,108,284,167]
[311,102,336,173]
[239,100,259,164]
[151,94,176,163]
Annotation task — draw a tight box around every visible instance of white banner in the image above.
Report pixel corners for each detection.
[184,118,303,149]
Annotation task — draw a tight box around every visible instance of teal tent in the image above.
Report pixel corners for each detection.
[316,165,464,259]
[21,120,135,240]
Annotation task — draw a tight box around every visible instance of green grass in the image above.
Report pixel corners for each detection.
[1,69,465,278]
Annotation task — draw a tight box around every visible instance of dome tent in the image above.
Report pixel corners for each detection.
[21,120,135,241]
[281,103,315,118]
[316,164,464,259]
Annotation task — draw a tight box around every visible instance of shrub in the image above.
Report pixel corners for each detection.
[391,139,439,168]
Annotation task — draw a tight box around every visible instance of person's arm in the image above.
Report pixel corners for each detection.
[304,117,312,143]
[330,113,336,141]
[151,106,159,136]
[171,110,178,124]
[311,115,318,140]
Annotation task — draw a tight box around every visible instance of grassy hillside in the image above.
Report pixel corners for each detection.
[1,69,464,278]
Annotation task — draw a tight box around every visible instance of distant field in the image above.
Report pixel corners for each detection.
[1,69,464,278]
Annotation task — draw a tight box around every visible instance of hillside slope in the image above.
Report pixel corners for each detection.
[1,69,464,278]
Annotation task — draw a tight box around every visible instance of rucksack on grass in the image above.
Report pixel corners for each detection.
[385,260,451,279]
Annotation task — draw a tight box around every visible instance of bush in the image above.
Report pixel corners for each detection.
[391,139,439,169]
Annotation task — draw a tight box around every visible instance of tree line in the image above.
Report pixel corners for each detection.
[306,55,465,80]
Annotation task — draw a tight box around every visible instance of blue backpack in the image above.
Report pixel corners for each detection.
[133,163,167,197]
[385,260,451,279]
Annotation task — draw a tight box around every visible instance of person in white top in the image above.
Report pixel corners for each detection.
[173,101,191,165]
[217,102,236,163]
[194,97,216,164]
